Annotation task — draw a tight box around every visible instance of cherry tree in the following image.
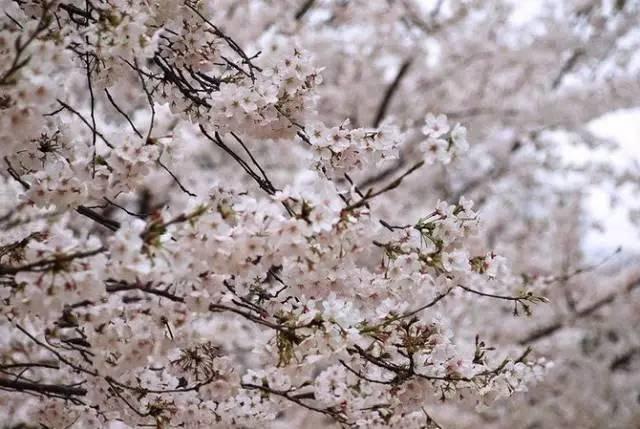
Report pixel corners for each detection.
[0,0,638,428]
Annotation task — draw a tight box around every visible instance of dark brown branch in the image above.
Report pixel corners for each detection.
[358,158,405,189]
[0,377,87,397]
[518,323,563,345]
[552,49,584,90]
[105,280,290,334]
[610,347,640,371]
[339,360,395,385]
[230,131,272,189]
[241,382,348,424]
[358,289,452,341]
[133,58,155,143]
[104,197,148,219]
[105,280,185,303]
[75,205,121,231]
[458,284,527,302]
[520,277,640,344]
[199,127,295,217]
[0,361,59,370]
[184,2,261,81]
[105,373,216,395]
[56,99,114,148]
[4,156,31,190]
[58,3,94,25]
[295,0,316,20]
[345,160,424,211]
[0,3,52,85]
[11,322,98,376]
[83,50,98,176]
[157,157,197,197]
[104,88,143,139]
[0,247,105,275]
[542,247,621,285]
[373,60,412,127]
[393,289,452,322]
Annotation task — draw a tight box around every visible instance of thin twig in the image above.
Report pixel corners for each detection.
[345,160,424,211]
[157,157,197,197]
[104,88,143,139]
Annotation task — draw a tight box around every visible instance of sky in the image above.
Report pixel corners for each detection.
[501,0,640,258]
[583,108,640,256]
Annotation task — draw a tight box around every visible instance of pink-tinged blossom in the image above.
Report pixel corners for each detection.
[0,1,638,428]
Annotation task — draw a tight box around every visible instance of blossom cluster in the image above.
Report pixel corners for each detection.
[419,113,469,165]
[2,0,638,428]
[306,120,401,176]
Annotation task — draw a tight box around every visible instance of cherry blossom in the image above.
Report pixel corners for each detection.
[1,0,639,428]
